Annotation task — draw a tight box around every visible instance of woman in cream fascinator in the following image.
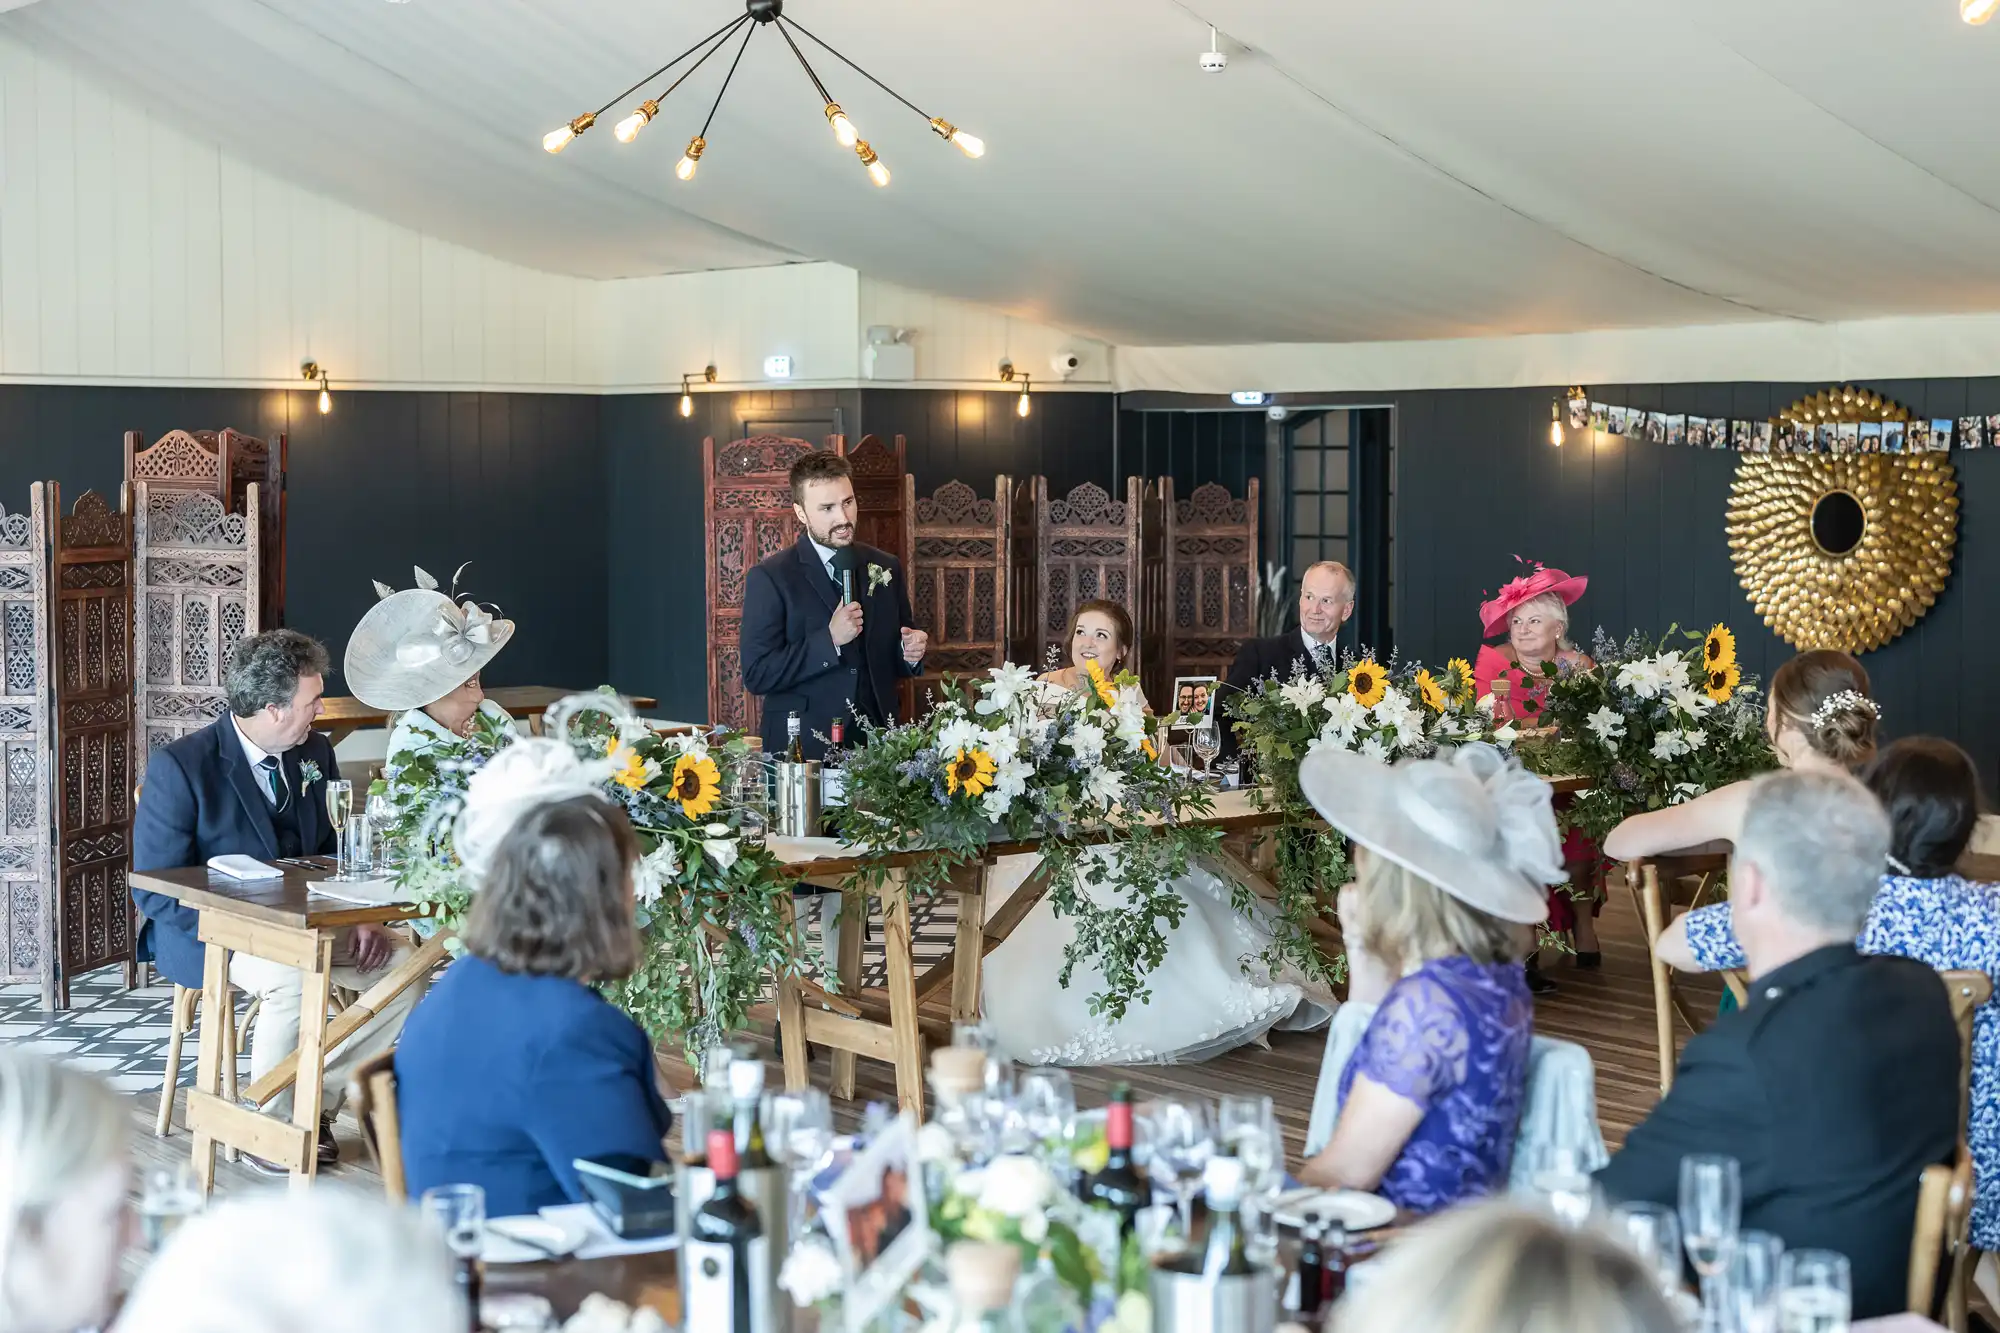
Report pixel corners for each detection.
[343,565,518,770]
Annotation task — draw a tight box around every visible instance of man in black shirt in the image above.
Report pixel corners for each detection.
[1597,769,1959,1320]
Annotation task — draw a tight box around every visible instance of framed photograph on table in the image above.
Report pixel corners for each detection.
[1168,674,1220,747]
[820,1113,930,1333]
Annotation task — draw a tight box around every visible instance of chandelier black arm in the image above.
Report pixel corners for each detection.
[591,12,747,118]
[655,13,754,110]
[771,17,836,107]
[777,15,931,121]
[699,21,760,140]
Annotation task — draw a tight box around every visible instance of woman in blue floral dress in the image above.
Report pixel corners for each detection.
[1295,743,1567,1213]
[1657,737,2000,1252]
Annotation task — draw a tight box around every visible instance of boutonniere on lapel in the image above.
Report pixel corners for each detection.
[298,759,323,789]
[866,563,892,596]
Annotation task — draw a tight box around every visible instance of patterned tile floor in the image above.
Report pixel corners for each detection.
[0,970,247,1098]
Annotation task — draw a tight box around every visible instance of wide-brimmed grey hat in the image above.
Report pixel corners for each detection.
[1298,742,1563,924]
[342,567,514,712]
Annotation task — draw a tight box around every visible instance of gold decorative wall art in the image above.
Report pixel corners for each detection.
[1726,453,1957,654]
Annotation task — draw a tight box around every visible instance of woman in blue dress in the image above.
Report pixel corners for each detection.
[1295,742,1566,1213]
[1656,736,2000,1255]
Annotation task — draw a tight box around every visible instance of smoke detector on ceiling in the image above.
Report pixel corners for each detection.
[1199,27,1227,72]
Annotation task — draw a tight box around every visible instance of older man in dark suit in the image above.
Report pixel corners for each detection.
[1218,561,1356,758]
[132,629,422,1173]
[1597,769,1960,1320]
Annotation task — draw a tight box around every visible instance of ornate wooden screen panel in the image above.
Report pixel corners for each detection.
[0,490,53,1005]
[48,485,136,1003]
[1006,478,1041,668]
[906,476,1012,708]
[126,429,285,627]
[1024,478,1145,679]
[1157,479,1260,704]
[133,482,260,757]
[704,435,820,736]
[836,434,912,571]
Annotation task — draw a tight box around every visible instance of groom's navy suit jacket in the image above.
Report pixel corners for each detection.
[131,714,340,988]
[739,536,921,760]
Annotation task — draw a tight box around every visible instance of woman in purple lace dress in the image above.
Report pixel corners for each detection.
[1295,742,1566,1213]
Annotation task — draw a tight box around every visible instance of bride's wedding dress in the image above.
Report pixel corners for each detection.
[980,846,1336,1067]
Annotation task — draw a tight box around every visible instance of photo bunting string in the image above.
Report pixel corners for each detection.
[1565,394,1991,454]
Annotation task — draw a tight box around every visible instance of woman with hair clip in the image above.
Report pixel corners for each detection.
[0,1050,130,1333]
[394,739,672,1216]
[981,598,1334,1066]
[1655,734,2000,1263]
[1604,648,1878,861]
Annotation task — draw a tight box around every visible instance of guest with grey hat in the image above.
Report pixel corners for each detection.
[1296,742,1565,1213]
[344,566,519,772]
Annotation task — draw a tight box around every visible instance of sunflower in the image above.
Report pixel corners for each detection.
[609,744,652,792]
[1141,735,1159,763]
[1085,657,1118,708]
[945,746,998,797]
[1704,660,1742,704]
[1347,659,1387,709]
[1704,624,1737,670]
[1445,657,1476,704]
[669,753,721,817]
[1416,669,1447,712]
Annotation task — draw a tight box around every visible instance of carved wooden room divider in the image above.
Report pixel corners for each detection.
[47,485,136,1005]
[904,476,1013,714]
[841,434,911,570]
[125,429,286,627]
[0,490,54,1007]
[1148,478,1261,708]
[133,481,260,757]
[1009,478,1145,679]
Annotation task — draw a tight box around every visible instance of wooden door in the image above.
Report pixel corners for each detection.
[48,485,137,1004]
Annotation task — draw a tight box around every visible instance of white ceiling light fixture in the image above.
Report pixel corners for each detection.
[1964,0,1999,24]
[544,0,986,190]
[1199,26,1228,72]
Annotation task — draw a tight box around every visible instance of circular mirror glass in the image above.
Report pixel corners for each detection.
[1810,490,1866,556]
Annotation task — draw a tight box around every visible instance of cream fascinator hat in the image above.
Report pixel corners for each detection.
[1299,742,1564,924]
[342,565,515,711]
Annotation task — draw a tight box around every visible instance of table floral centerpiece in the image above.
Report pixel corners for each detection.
[833,659,1216,1022]
[371,690,806,1057]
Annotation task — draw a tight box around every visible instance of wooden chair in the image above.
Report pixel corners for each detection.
[1623,851,1737,1093]
[155,984,262,1151]
[1940,969,1992,1146]
[348,1049,406,1203]
[1907,970,1991,1329]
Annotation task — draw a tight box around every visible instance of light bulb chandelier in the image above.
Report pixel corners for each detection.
[1966,0,1999,24]
[544,0,985,189]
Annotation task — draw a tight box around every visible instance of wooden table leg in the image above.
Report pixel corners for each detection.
[777,894,809,1092]
[882,869,924,1120]
[189,943,230,1194]
[829,885,866,1101]
[290,935,336,1188]
[949,861,987,1024]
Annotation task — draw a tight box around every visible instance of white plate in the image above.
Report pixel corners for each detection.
[481,1213,588,1265]
[1271,1188,1397,1232]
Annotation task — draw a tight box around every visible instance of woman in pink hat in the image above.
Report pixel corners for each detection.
[1473,561,1600,987]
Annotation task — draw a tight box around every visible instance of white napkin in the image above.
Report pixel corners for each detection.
[304,877,407,906]
[207,854,282,880]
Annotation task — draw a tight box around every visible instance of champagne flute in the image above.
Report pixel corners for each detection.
[1525,1143,1599,1228]
[324,779,354,876]
[1679,1154,1741,1332]
[1777,1250,1850,1333]
[1191,719,1221,777]
[1729,1230,1784,1333]
[1610,1201,1683,1301]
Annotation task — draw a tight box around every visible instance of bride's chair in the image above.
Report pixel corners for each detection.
[1303,1000,1608,1188]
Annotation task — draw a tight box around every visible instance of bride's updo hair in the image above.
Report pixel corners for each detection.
[1067,599,1134,664]
[1769,649,1877,770]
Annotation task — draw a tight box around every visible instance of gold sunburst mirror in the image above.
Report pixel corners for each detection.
[1727,452,1958,654]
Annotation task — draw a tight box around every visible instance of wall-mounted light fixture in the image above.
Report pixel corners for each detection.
[680,364,718,417]
[302,360,332,415]
[1000,359,1031,418]
[1548,398,1563,447]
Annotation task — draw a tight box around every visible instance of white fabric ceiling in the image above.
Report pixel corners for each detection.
[6,0,2000,348]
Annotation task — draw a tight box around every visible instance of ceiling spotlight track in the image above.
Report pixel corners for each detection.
[544,0,985,184]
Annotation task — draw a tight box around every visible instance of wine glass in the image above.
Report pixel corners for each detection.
[1191,720,1221,776]
[1524,1143,1599,1228]
[1678,1155,1741,1332]
[762,1087,833,1233]
[1777,1250,1850,1333]
[366,790,397,866]
[420,1183,485,1309]
[1016,1069,1077,1176]
[1142,1097,1215,1243]
[324,780,354,874]
[1729,1230,1784,1333]
[137,1162,202,1257]
[1218,1094,1282,1262]
[1609,1201,1684,1301]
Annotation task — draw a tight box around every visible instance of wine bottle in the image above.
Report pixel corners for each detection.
[1320,1219,1349,1306]
[1294,1221,1325,1318]
[1195,1156,1254,1277]
[822,720,847,815]
[785,712,804,763]
[685,1129,768,1333]
[1084,1084,1146,1238]
[728,1058,771,1170]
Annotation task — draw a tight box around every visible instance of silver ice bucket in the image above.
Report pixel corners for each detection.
[1150,1263,1277,1333]
[773,760,822,838]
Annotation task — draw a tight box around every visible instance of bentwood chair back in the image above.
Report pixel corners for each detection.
[1938,969,1991,1146]
[349,1049,406,1203]
[1907,1145,1975,1328]
[1623,852,1735,1093]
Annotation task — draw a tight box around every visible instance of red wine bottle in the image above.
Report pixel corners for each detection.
[1085,1084,1146,1238]
[685,1129,768,1333]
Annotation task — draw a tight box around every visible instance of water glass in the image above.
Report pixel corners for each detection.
[1142,1097,1215,1240]
[138,1162,202,1256]
[1729,1230,1784,1333]
[1679,1155,1742,1331]
[421,1182,485,1258]
[1016,1068,1077,1170]
[1609,1201,1683,1299]
[343,814,373,876]
[1525,1143,1599,1228]
[1777,1250,1850,1333]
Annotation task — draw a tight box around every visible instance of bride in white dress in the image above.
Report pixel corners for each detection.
[981,599,1336,1066]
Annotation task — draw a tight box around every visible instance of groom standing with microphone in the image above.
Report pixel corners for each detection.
[740,450,928,759]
